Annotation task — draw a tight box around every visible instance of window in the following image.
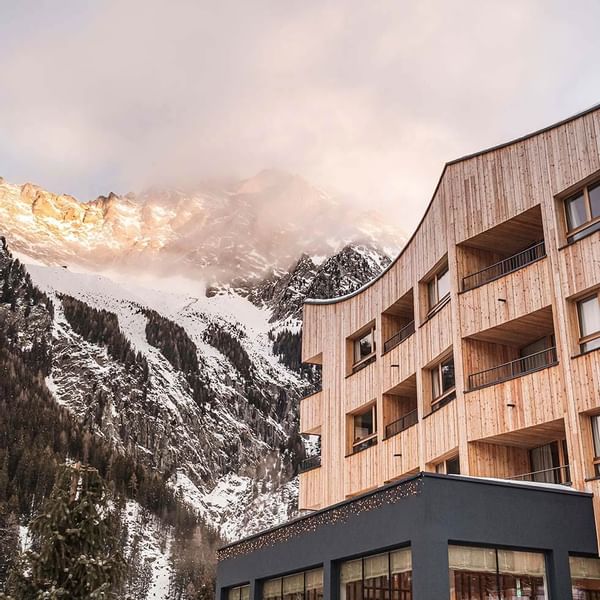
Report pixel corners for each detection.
[340,548,412,600]
[592,415,600,477]
[449,545,547,599]
[577,293,600,353]
[354,329,375,364]
[430,355,456,412]
[565,181,600,242]
[435,456,460,475]
[570,556,600,597]
[229,586,250,600]
[262,569,323,600]
[528,440,570,484]
[350,405,377,454]
[427,265,450,313]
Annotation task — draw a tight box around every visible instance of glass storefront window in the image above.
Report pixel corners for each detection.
[570,556,600,598]
[229,585,250,600]
[449,545,547,599]
[262,569,323,600]
[340,548,412,600]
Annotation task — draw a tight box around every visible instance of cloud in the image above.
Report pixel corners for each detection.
[1,0,599,231]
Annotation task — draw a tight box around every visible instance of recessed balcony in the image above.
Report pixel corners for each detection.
[381,289,415,354]
[464,307,557,392]
[383,375,418,439]
[458,205,546,292]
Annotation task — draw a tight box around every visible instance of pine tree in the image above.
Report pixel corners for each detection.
[3,463,126,599]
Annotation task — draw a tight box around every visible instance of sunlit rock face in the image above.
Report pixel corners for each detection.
[0,170,403,286]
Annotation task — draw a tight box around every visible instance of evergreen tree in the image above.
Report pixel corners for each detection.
[3,463,126,600]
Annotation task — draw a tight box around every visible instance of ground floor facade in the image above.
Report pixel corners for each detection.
[216,473,600,600]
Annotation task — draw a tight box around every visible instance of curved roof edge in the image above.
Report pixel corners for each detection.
[305,101,600,306]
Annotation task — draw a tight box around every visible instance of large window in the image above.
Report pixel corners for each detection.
[340,548,412,600]
[229,585,250,600]
[435,455,460,475]
[565,181,600,243]
[449,545,547,599]
[427,264,451,313]
[350,404,377,454]
[430,355,456,412]
[262,569,323,600]
[577,293,600,353]
[570,556,600,598]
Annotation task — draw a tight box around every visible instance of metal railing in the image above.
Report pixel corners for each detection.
[351,353,376,374]
[298,455,321,473]
[467,347,557,391]
[509,464,571,485]
[385,408,418,438]
[383,320,415,354]
[351,435,378,454]
[462,241,546,292]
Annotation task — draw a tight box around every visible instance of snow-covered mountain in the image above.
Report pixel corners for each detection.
[0,170,401,287]
[0,170,401,598]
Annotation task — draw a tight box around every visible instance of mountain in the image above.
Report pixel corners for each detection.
[0,170,401,287]
[0,171,400,597]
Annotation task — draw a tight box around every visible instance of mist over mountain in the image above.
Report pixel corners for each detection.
[0,169,402,286]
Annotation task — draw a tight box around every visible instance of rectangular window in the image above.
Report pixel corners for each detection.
[262,569,323,600]
[435,455,460,475]
[570,556,600,597]
[565,181,600,243]
[350,405,377,453]
[354,329,375,364]
[430,355,456,412]
[577,293,600,353]
[228,586,250,600]
[427,264,451,312]
[340,548,412,600]
[592,415,600,477]
[449,545,547,599]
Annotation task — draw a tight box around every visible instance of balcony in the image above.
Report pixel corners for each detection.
[509,464,571,485]
[382,289,415,354]
[385,408,418,438]
[462,241,546,291]
[298,454,322,473]
[383,320,415,353]
[467,346,558,391]
[300,389,323,435]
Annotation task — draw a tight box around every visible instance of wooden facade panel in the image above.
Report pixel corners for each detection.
[298,467,323,511]
[465,366,565,441]
[468,441,529,479]
[382,425,419,482]
[381,335,416,393]
[300,390,323,434]
[559,234,600,298]
[344,444,380,498]
[423,401,458,463]
[459,258,552,338]
[344,361,378,414]
[571,353,600,414]
[418,302,453,366]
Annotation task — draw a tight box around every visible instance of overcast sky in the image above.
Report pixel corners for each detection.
[1,0,600,231]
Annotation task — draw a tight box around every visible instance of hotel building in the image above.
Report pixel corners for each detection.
[217,104,600,599]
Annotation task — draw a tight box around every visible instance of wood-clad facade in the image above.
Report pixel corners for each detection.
[299,104,600,543]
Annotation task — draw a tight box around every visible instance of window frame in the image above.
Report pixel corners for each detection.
[592,415,600,477]
[353,327,375,366]
[427,264,451,315]
[430,354,456,412]
[576,292,600,353]
[349,403,378,454]
[564,181,600,243]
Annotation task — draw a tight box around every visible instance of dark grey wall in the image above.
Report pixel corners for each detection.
[216,473,598,600]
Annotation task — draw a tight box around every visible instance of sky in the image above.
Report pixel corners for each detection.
[1,0,600,232]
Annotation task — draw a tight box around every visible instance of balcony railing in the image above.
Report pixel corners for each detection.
[467,347,557,391]
[509,464,571,485]
[385,408,418,438]
[351,353,376,374]
[298,455,321,473]
[462,241,546,292]
[351,434,378,455]
[383,320,415,354]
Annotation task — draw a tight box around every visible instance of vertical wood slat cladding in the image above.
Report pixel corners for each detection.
[299,390,323,434]
[459,259,551,337]
[298,466,323,510]
[300,106,600,515]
